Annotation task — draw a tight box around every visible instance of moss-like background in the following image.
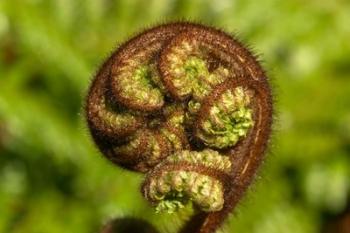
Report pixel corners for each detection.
[0,0,349,232]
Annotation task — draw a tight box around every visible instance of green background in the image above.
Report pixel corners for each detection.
[0,0,349,232]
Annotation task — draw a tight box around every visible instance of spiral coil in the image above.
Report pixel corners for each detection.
[86,22,273,233]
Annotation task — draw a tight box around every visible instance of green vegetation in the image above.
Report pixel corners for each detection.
[0,0,349,232]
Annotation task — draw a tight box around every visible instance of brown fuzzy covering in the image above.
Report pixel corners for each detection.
[86,22,273,233]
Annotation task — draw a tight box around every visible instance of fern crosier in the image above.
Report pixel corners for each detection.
[86,22,273,233]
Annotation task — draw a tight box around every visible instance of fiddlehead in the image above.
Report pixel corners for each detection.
[86,22,273,233]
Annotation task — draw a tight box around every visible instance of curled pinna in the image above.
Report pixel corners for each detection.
[86,22,273,233]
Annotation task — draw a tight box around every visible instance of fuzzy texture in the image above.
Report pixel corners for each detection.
[143,150,231,213]
[86,22,273,233]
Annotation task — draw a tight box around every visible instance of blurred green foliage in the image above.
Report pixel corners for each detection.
[0,0,349,232]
